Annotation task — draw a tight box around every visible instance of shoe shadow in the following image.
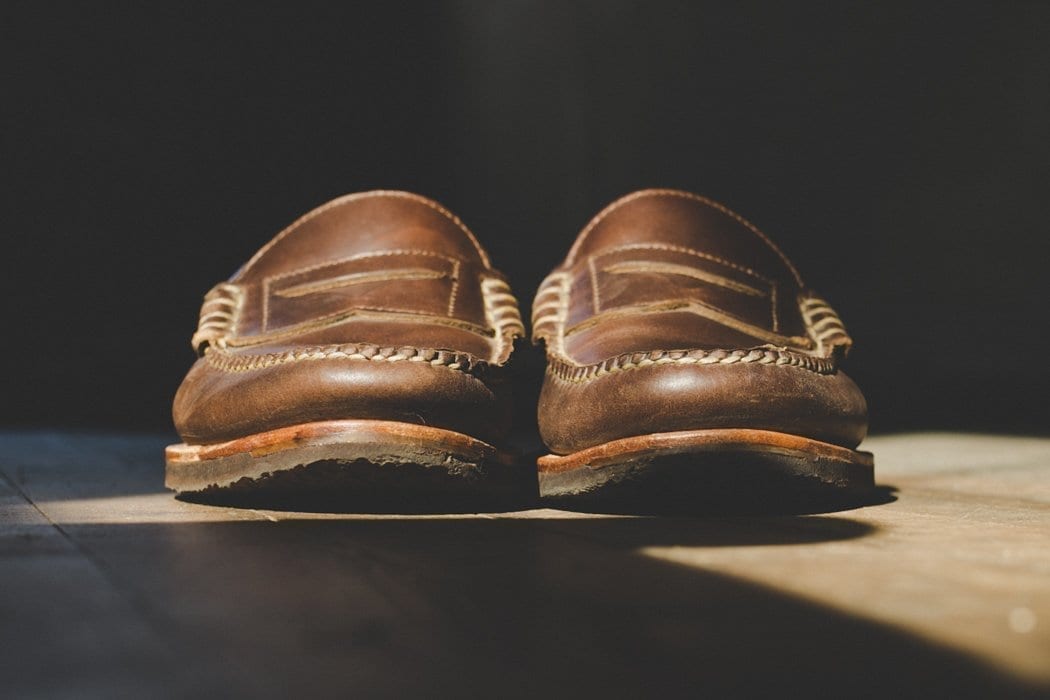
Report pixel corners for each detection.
[547,483,900,517]
[177,476,898,517]
[40,516,1039,698]
[174,459,543,514]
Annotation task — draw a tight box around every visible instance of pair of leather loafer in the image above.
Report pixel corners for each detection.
[167,189,872,509]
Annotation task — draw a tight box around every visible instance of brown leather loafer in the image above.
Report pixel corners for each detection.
[166,191,525,506]
[532,189,873,507]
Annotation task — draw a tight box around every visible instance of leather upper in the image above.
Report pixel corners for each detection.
[533,189,868,454]
[173,191,524,445]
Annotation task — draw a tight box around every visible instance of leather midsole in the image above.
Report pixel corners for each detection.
[537,428,873,474]
[167,419,502,465]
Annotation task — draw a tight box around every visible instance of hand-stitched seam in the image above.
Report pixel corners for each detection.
[204,343,489,375]
[265,249,459,286]
[275,269,447,298]
[771,282,779,333]
[228,308,494,349]
[561,300,813,349]
[262,249,459,332]
[566,189,804,285]
[481,276,525,363]
[191,283,244,354]
[545,347,837,383]
[603,260,767,297]
[530,272,571,355]
[447,260,461,317]
[800,294,852,354]
[598,256,780,330]
[237,191,491,277]
[588,256,602,313]
[594,242,773,284]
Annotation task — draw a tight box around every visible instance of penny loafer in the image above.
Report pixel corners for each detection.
[532,189,873,507]
[166,191,525,505]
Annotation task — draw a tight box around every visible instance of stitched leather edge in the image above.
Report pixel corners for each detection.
[237,191,493,275]
[203,343,489,375]
[481,276,525,363]
[565,189,804,285]
[191,283,244,355]
[191,270,525,366]
[545,346,837,383]
[533,266,851,376]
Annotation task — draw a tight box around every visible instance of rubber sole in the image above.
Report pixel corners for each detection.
[537,428,876,514]
[165,420,531,511]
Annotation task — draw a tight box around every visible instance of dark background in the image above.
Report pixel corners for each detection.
[2,1,1048,436]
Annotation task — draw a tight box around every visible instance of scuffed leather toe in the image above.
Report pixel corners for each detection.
[538,361,867,455]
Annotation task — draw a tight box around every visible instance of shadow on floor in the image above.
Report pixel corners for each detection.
[175,458,897,517]
[6,516,1040,698]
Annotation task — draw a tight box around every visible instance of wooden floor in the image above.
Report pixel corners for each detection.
[2,431,1048,698]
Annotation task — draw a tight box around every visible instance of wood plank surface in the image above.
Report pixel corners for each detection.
[1,431,1047,698]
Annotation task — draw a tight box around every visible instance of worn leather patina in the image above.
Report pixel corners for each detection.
[533,189,868,455]
[173,191,524,446]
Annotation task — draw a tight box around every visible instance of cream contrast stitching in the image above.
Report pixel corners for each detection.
[587,256,601,313]
[531,271,571,356]
[275,269,446,298]
[562,300,812,349]
[227,308,494,349]
[204,343,488,375]
[565,189,804,285]
[191,283,244,354]
[262,249,458,332]
[800,295,852,354]
[447,260,461,317]
[603,261,766,297]
[545,347,837,383]
[579,242,781,333]
[266,248,457,285]
[771,282,779,333]
[237,190,491,277]
[595,242,772,284]
[481,276,525,363]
